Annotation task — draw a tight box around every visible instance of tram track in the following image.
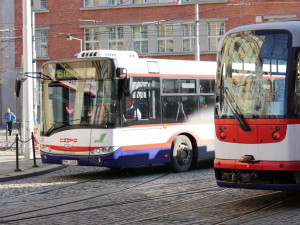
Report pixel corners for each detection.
[106,190,288,225]
[0,184,222,224]
[213,191,300,225]
[0,171,172,223]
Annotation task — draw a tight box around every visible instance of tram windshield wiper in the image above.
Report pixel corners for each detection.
[223,87,251,131]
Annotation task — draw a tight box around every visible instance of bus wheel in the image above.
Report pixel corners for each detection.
[171,135,193,172]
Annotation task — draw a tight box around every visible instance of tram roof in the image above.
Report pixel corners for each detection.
[219,20,300,48]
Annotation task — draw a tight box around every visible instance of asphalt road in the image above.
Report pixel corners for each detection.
[1,161,300,224]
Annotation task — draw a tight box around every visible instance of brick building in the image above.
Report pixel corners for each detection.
[7,0,300,123]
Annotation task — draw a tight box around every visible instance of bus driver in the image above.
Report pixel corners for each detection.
[123,96,141,122]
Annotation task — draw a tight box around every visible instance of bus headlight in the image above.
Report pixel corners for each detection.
[90,146,119,155]
[40,145,51,153]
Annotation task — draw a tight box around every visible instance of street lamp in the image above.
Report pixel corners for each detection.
[67,34,83,52]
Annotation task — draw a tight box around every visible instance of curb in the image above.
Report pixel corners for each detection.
[0,165,67,182]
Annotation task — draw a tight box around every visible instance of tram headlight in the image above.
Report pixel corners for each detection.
[219,131,226,139]
[272,131,281,140]
[91,146,119,155]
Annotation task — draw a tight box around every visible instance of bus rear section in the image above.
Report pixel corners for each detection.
[39,50,216,172]
[214,21,300,190]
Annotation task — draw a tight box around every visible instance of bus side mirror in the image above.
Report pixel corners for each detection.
[123,77,132,96]
[116,67,127,77]
[15,77,25,97]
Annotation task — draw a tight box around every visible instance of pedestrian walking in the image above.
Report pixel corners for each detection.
[4,108,16,136]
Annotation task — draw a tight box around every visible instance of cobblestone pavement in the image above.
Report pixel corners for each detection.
[0,161,300,224]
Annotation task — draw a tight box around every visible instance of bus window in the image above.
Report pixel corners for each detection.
[162,96,198,123]
[122,77,161,126]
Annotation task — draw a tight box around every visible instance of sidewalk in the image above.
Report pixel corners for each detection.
[0,126,64,182]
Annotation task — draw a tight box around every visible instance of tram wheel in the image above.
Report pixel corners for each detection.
[170,135,193,172]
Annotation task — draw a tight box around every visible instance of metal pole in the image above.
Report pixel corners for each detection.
[22,0,34,159]
[195,3,200,61]
[5,124,8,146]
[15,134,21,172]
[31,132,38,167]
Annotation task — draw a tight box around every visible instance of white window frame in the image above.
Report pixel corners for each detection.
[109,27,124,50]
[38,30,48,57]
[182,23,195,52]
[133,26,148,54]
[157,24,173,53]
[207,21,225,52]
[84,28,100,50]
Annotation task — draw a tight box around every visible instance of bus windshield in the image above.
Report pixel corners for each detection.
[41,59,120,136]
[216,30,291,119]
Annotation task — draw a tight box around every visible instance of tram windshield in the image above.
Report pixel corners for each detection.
[216,30,291,119]
[40,59,120,136]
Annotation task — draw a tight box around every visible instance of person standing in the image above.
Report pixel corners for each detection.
[4,108,16,136]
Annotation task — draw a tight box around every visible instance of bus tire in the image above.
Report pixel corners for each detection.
[171,135,193,173]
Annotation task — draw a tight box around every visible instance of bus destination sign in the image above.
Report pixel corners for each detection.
[55,69,76,80]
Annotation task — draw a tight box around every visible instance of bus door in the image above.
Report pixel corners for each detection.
[121,77,164,166]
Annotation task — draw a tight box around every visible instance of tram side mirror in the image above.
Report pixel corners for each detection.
[15,77,26,98]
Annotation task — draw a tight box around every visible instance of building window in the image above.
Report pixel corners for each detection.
[157,25,173,53]
[108,0,123,5]
[133,26,148,54]
[109,27,124,50]
[84,28,99,50]
[36,30,48,57]
[40,0,47,9]
[84,0,100,7]
[182,23,195,52]
[207,21,224,51]
[132,0,148,3]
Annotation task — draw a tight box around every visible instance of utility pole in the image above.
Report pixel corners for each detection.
[195,3,200,61]
[22,0,34,159]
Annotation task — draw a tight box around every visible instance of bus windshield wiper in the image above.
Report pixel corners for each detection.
[46,119,80,136]
[223,87,251,131]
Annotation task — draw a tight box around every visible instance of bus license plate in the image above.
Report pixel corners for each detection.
[62,160,78,166]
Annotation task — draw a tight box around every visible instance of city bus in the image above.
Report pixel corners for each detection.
[214,21,300,190]
[38,50,216,172]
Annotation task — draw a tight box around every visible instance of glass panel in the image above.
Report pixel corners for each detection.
[163,79,180,93]
[122,77,161,126]
[162,96,198,123]
[158,40,165,52]
[166,40,173,52]
[141,41,148,53]
[180,79,196,93]
[217,30,291,119]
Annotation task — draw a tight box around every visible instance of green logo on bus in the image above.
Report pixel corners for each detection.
[94,133,107,143]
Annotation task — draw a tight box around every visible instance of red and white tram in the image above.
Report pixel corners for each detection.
[214,21,300,190]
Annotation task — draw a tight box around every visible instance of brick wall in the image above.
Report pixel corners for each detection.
[14,0,300,67]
